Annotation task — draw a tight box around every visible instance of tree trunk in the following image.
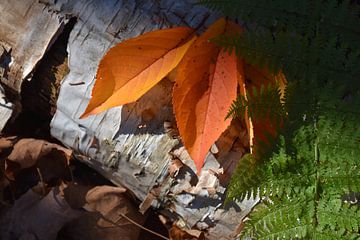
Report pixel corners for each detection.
[0,0,258,239]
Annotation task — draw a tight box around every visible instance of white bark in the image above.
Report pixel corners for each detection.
[0,1,258,239]
[0,84,12,131]
[0,0,64,92]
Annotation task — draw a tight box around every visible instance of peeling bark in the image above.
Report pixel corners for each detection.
[0,1,258,239]
[0,0,65,92]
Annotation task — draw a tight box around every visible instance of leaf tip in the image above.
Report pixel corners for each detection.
[79,112,90,119]
[79,108,95,119]
[193,154,206,176]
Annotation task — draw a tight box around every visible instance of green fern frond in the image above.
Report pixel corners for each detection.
[228,83,360,239]
[229,90,360,238]
[201,0,360,48]
[312,228,359,240]
[216,32,360,86]
[241,198,313,239]
[227,84,285,121]
[203,1,360,238]
[226,154,265,201]
[317,198,360,233]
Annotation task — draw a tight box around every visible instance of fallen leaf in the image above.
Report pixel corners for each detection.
[81,27,196,118]
[1,187,82,240]
[244,64,286,149]
[173,19,240,173]
[0,136,16,150]
[169,224,204,240]
[62,182,93,209]
[60,184,144,240]
[5,138,72,181]
[63,184,132,226]
[244,63,275,88]
[236,60,254,151]
[83,185,127,217]
[0,136,17,158]
[37,149,70,184]
[244,63,287,98]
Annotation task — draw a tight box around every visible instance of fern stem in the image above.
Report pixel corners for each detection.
[313,120,320,231]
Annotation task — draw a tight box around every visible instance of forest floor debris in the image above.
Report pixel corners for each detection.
[0,136,169,240]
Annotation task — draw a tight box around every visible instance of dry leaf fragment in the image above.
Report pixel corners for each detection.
[164,121,179,139]
[169,158,184,178]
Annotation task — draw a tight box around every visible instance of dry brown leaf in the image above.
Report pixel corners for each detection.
[0,136,17,151]
[6,139,72,169]
[169,224,204,240]
[37,149,70,184]
[5,138,72,181]
[0,136,17,158]
[63,182,93,209]
[1,187,82,240]
[60,184,144,240]
[83,185,127,221]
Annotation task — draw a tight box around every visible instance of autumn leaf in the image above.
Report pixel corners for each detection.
[173,19,240,173]
[244,64,287,150]
[80,17,283,173]
[237,61,254,151]
[80,27,196,118]
[169,224,204,240]
[5,138,72,181]
[0,136,17,158]
[244,63,286,95]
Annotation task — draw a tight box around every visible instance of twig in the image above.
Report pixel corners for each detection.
[118,213,169,240]
[36,168,46,196]
[99,213,169,239]
[96,215,130,229]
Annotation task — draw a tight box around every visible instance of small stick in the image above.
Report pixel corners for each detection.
[119,213,169,240]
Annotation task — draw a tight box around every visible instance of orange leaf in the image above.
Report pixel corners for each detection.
[237,60,254,152]
[244,63,286,93]
[80,27,196,118]
[244,64,287,151]
[173,19,239,173]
